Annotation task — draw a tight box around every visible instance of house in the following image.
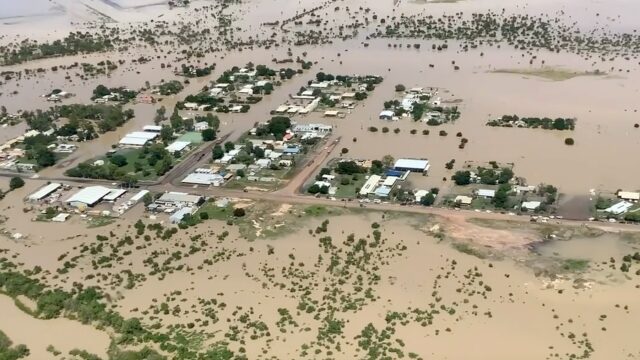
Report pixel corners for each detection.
[136,94,155,104]
[310,82,330,89]
[194,122,209,131]
[226,164,247,172]
[521,201,542,211]
[359,175,381,196]
[283,146,301,155]
[455,195,473,205]
[255,159,272,168]
[341,92,356,99]
[66,186,113,208]
[477,189,496,199]
[184,102,199,110]
[341,101,355,109]
[324,110,340,117]
[166,141,191,154]
[301,90,315,97]
[54,144,77,153]
[209,88,224,97]
[230,105,244,113]
[515,185,536,194]
[604,201,633,215]
[170,207,195,224]
[393,159,430,173]
[414,189,429,203]
[28,183,62,202]
[379,110,395,120]
[618,191,640,201]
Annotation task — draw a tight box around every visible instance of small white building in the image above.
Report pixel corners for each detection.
[166,141,191,154]
[194,122,209,131]
[521,201,542,211]
[604,201,633,215]
[414,189,429,203]
[170,207,195,224]
[359,175,381,196]
[455,195,473,205]
[477,189,496,199]
[618,191,640,201]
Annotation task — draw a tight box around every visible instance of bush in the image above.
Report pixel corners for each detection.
[9,177,25,190]
[395,84,406,92]
[199,212,209,220]
[368,126,378,132]
[233,208,246,217]
[564,137,575,145]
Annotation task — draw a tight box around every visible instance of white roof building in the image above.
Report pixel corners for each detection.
[166,141,191,153]
[604,201,633,215]
[194,121,209,131]
[129,190,150,204]
[103,189,127,202]
[455,195,473,205]
[182,173,224,186]
[28,183,62,201]
[414,189,429,203]
[382,176,399,187]
[293,123,333,134]
[359,175,381,196]
[477,189,496,198]
[393,159,430,173]
[66,186,113,207]
[170,207,195,224]
[521,201,542,211]
[379,110,395,120]
[156,192,203,206]
[618,191,640,201]
[120,131,158,146]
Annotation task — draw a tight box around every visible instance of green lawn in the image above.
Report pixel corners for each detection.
[334,176,366,198]
[194,203,234,221]
[101,148,175,180]
[178,132,204,144]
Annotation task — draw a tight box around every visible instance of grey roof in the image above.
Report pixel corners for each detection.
[157,192,203,204]
[28,183,61,201]
[66,186,112,205]
[394,158,429,170]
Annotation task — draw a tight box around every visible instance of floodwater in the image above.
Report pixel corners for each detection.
[0,295,111,359]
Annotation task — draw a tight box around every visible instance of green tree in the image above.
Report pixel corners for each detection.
[212,145,224,160]
[233,208,246,217]
[110,154,128,167]
[224,141,235,152]
[160,125,173,143]
[452,171,471,185]
[202,128,216,141]
[492,184,511,209]
[9,177,24,190]
[420,193,436,206]
[34,147,56,168]
[395,84,406,92]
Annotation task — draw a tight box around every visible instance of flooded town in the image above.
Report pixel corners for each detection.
[2,0,640,359]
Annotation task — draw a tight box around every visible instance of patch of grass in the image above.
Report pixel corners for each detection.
[451,242,488,259]
[334,177,366,199]
[195,204,233,221]
[87,216,116,228]
[562,259,589,272]
[304,205,328,216]
[491,67,605,81]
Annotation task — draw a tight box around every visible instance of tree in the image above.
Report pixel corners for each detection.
[452,171,471,185]
[341,147,349,155]
[236,169,246,177]
[110,154,128,167]
[420,193,436,206]
[335,161,363,175]
[381,155,395,168]
[224,141,235,152]
[154,106,166,124]
[170,107,183,131]
[492,184,511,209]
[395,84,406,92]
[202,128,216,141]
[9,177,24,190]
[92,84,111,99]
[160,125,173,143]
[212,145,224,160]
[233,208,246,217]
[34,147,56,168]
[565,138,575,145]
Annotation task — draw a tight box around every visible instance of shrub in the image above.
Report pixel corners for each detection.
[9,177,25,190]
[564,138,575,145]
[395,84,406,92]
[233,208,246,217]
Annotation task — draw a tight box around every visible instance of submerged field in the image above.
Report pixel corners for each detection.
[1,181,640,358]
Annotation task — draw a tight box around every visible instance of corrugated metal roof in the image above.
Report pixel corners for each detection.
[166,141,190,153]
[394,158,429,170]
[28,183,61,201]
[157,192,203,204]
[66,186,112,205]
[103,189,127,201]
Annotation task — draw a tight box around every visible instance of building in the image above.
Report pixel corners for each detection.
[166,141,191,154]
[359,175,381,196]
[414,190,429,203]
[618,191,640,201]
[374,186,392,198]
[382,176,399,188]
[182,173,224,186]
[156,192,204,207]
[323,110,340,117]
[128,190,150,204]
[194,122,209,131]
[256,159,272,168]
[143,125,162,133]
[604,201,633,215]
[477,189,496,199]
[521,201,542,211]
[66,186,113,208]
[120,131,158,147]
[379,110,395,120]
[455,195,473,205]
[393,159,430,173]
[170,207,195,224]
[28,183,62,202]
[292,123,333,134]
[103,189,127,202]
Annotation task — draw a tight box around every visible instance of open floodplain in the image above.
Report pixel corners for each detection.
[3,0,640,358]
